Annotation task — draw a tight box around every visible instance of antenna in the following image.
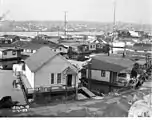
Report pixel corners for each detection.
[64,11,67,37]
[112,0,116,54]
[113,0,116,29]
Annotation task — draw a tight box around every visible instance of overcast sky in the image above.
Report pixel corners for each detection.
[1,0,151,24]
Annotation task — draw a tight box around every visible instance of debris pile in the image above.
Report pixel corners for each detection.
[128,93,152,117]
[0,96,30,114]
[12,105,29,113]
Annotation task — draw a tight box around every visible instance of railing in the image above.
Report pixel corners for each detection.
[26,85,76,94]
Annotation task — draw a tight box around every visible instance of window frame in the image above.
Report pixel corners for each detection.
[90,45,92,48]
[101,70,106,77]
[51,73,54,84]
[12,50,16,55]
[57,73,61,84]
[3,51,7,55]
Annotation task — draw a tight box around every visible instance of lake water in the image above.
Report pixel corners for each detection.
[0,31,104,37]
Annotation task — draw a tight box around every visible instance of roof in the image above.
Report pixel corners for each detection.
[22,43,46,50]
[136,59,146,65]
[0,47,22,52]
[0,43,14,47]
[2,35,18,39]
[12,41,30,47]
[25,47,58,72]
[86,54,134,72]
[133,43,152,51]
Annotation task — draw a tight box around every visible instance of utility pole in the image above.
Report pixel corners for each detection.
[64,11,67,38]
[112,0,116,54]
[57,26,60,37]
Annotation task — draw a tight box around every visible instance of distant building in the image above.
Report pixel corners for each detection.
[0,47,22,69]
[19,36,32,41]
[20,41,68,56]
[146,53,152,68]
[133,43,152,52]
[2,35,20,43]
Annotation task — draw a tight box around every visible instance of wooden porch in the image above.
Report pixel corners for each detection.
[80,78,130,94]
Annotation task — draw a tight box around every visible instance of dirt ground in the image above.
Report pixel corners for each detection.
[0,70,26,104]
[11,87,150,117]
[0,70,151,117]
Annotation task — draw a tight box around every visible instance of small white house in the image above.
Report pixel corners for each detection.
[85,54,134,83]
[22,47,79,91]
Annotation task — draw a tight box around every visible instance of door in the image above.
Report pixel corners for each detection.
[67,74,72,87]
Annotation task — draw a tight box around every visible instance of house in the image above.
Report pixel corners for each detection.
[81,54,134,94]
[20,40,68,56]
[45,36,61,44]
[0,47,22,69]
[86,39,105,52]
[88,42,97,51]
[2,35,20,43]
[21,47,79,95]
[19,36,32,41]
[146,53,152,69]
[135,59,146,69]
[76,44,89,54]
[133,43,152,52]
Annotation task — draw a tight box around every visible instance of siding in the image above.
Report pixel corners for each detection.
[55,47,68,53]
[0,50,18,59]
[24,65,34,88]
[87,69,110,82]
[88,43,96,51]
[0,51,2,58]
[34,55,78,88]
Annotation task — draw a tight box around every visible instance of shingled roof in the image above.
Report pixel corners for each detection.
[86,54,134,72]
[25,46,58,72]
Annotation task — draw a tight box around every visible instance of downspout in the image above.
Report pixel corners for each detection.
[75,74,78,100]
[33,71,36,102]
[109,71,113,92]
[88,62,92,90]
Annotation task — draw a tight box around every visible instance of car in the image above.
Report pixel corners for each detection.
[117,73,130,86]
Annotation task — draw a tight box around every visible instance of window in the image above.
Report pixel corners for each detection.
[57,73,61,84]
[12,51,16,55]
[101,70,106,77]
[51,73,54,84]
[97,44,100,48]
[118,73,127,78]
[3,51,7,55]
[22,64,26,71]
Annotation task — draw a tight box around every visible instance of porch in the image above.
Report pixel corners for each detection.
[18,66,78,92]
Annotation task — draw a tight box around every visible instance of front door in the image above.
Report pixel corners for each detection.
[67,74,72,87]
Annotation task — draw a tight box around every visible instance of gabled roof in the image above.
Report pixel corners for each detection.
[12,41,30,47]
[0,47,22,52]
[86,54,134,72]
[25,47,58,72]
[22,42,46,50]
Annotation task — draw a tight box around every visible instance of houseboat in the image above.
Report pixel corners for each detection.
[81,54,134,94]
[0,47,22,69]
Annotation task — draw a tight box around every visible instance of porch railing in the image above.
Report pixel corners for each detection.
[26,85,76,94]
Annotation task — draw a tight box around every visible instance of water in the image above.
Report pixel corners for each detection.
[0,31,104,37]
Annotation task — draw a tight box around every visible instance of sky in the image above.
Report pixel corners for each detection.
[0,0,151,24]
